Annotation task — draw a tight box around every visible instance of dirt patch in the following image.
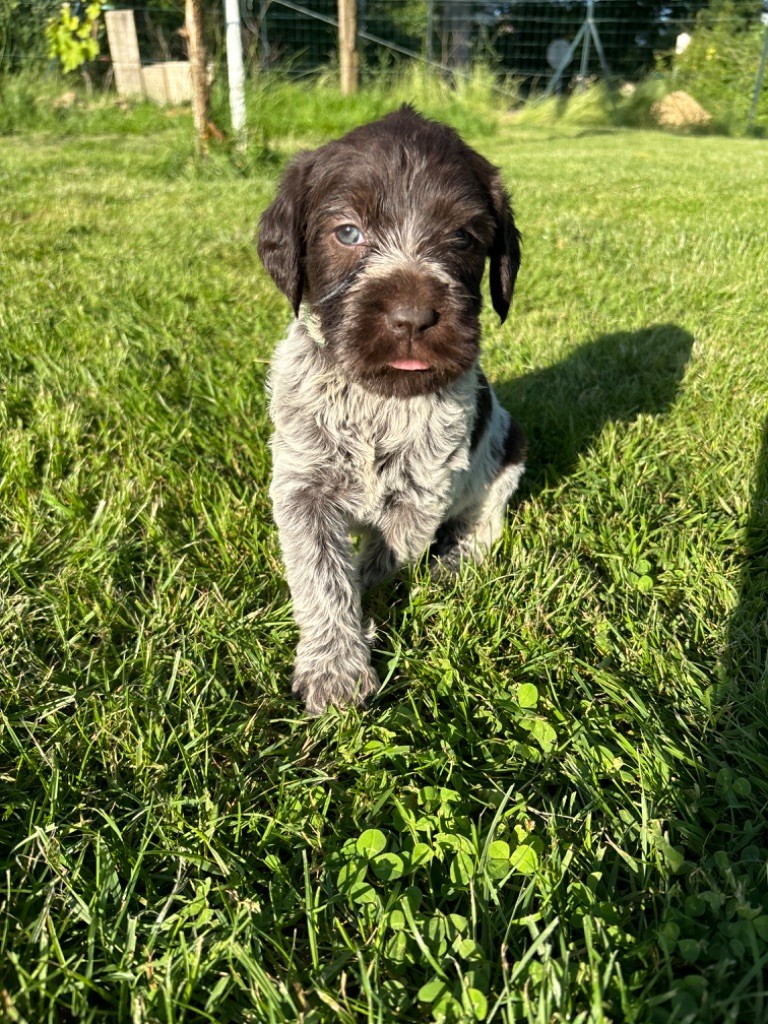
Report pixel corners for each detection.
[52,90,78,110]
[651,90,712,128]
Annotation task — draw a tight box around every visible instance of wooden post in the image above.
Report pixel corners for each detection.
[104,10,143,97]
[338,0,358,95]
[185,0,211,154]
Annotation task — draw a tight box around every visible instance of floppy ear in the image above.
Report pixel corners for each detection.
[257,151,317,315]
[487,172,521,324]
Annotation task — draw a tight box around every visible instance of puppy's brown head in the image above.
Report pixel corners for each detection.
[258,106,521,397]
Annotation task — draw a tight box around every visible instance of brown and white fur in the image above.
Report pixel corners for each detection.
[258,107,526,715]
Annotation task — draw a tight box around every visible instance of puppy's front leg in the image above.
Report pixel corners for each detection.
[272,483,379,715]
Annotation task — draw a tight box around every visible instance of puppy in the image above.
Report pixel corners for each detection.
[258,106,525,715]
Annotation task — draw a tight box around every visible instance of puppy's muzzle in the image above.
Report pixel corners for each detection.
[365,269,450,343]
[386,302,439,340]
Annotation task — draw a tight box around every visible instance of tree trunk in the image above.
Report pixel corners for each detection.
[185,0,210,154]
[338,0,358,96]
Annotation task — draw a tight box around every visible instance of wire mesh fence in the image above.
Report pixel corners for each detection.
[250,0,694,81]
[236,0,768,119]
[2,0,767,132]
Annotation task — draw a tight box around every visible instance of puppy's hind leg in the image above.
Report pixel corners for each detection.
[360,499,444,590]
[358,527,400,593]
[437,412,526,573]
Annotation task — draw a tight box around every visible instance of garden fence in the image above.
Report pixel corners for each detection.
[2,0,767,131]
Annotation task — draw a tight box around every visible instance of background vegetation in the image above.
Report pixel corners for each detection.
[664,0,768,132]
[2,0,767,134]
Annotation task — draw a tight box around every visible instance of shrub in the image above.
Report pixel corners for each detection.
[660,1,768,133]
[0,0,62,71]
[45,1,102,74]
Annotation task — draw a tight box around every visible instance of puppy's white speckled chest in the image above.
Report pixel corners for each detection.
[268,321,477,524]
[319,375,473,522]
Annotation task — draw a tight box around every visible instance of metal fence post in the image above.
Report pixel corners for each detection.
[258,0,271,72]
[426,0,435,65]
[224,0,247,138]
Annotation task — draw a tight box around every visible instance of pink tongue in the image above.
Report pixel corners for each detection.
[389,359,431,371]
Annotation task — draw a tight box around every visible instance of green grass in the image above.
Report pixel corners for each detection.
[1,91,767,1024]
[0,65,518,144]
[3,55,764,145]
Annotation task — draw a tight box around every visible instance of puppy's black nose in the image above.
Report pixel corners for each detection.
[387,304,438,336]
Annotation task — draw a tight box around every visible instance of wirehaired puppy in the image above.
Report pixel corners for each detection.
[258,106,526,715]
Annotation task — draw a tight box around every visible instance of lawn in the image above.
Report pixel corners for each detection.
[1,94,767,1024]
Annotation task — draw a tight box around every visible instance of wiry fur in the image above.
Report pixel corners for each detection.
[259,107,526,715]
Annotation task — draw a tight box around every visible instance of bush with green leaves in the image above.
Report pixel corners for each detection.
[45,0,102,74]
[0,0,61,71]
[661,1,768,133]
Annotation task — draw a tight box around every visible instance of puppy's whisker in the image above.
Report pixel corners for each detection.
[313,273,358,307]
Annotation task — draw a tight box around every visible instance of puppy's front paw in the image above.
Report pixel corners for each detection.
[291,661,380,716]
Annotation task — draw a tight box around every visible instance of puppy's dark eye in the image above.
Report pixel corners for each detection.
[335,224,365,246]
[452,229,472,249]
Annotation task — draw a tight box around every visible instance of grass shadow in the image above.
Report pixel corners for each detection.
[496,322,695,500]
[727,416,768,695]
[641,427,768,1021]
[496,327,768,1023]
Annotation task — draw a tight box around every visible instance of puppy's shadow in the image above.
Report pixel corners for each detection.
[496,322,695,500]
[371,323,695,619]
[726,415,768,692]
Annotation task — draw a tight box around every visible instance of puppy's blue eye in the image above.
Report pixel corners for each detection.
[335,224,364,246]
[452,229,472,249]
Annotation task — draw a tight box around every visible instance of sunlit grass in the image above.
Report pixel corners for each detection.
[1,95,767,1024]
